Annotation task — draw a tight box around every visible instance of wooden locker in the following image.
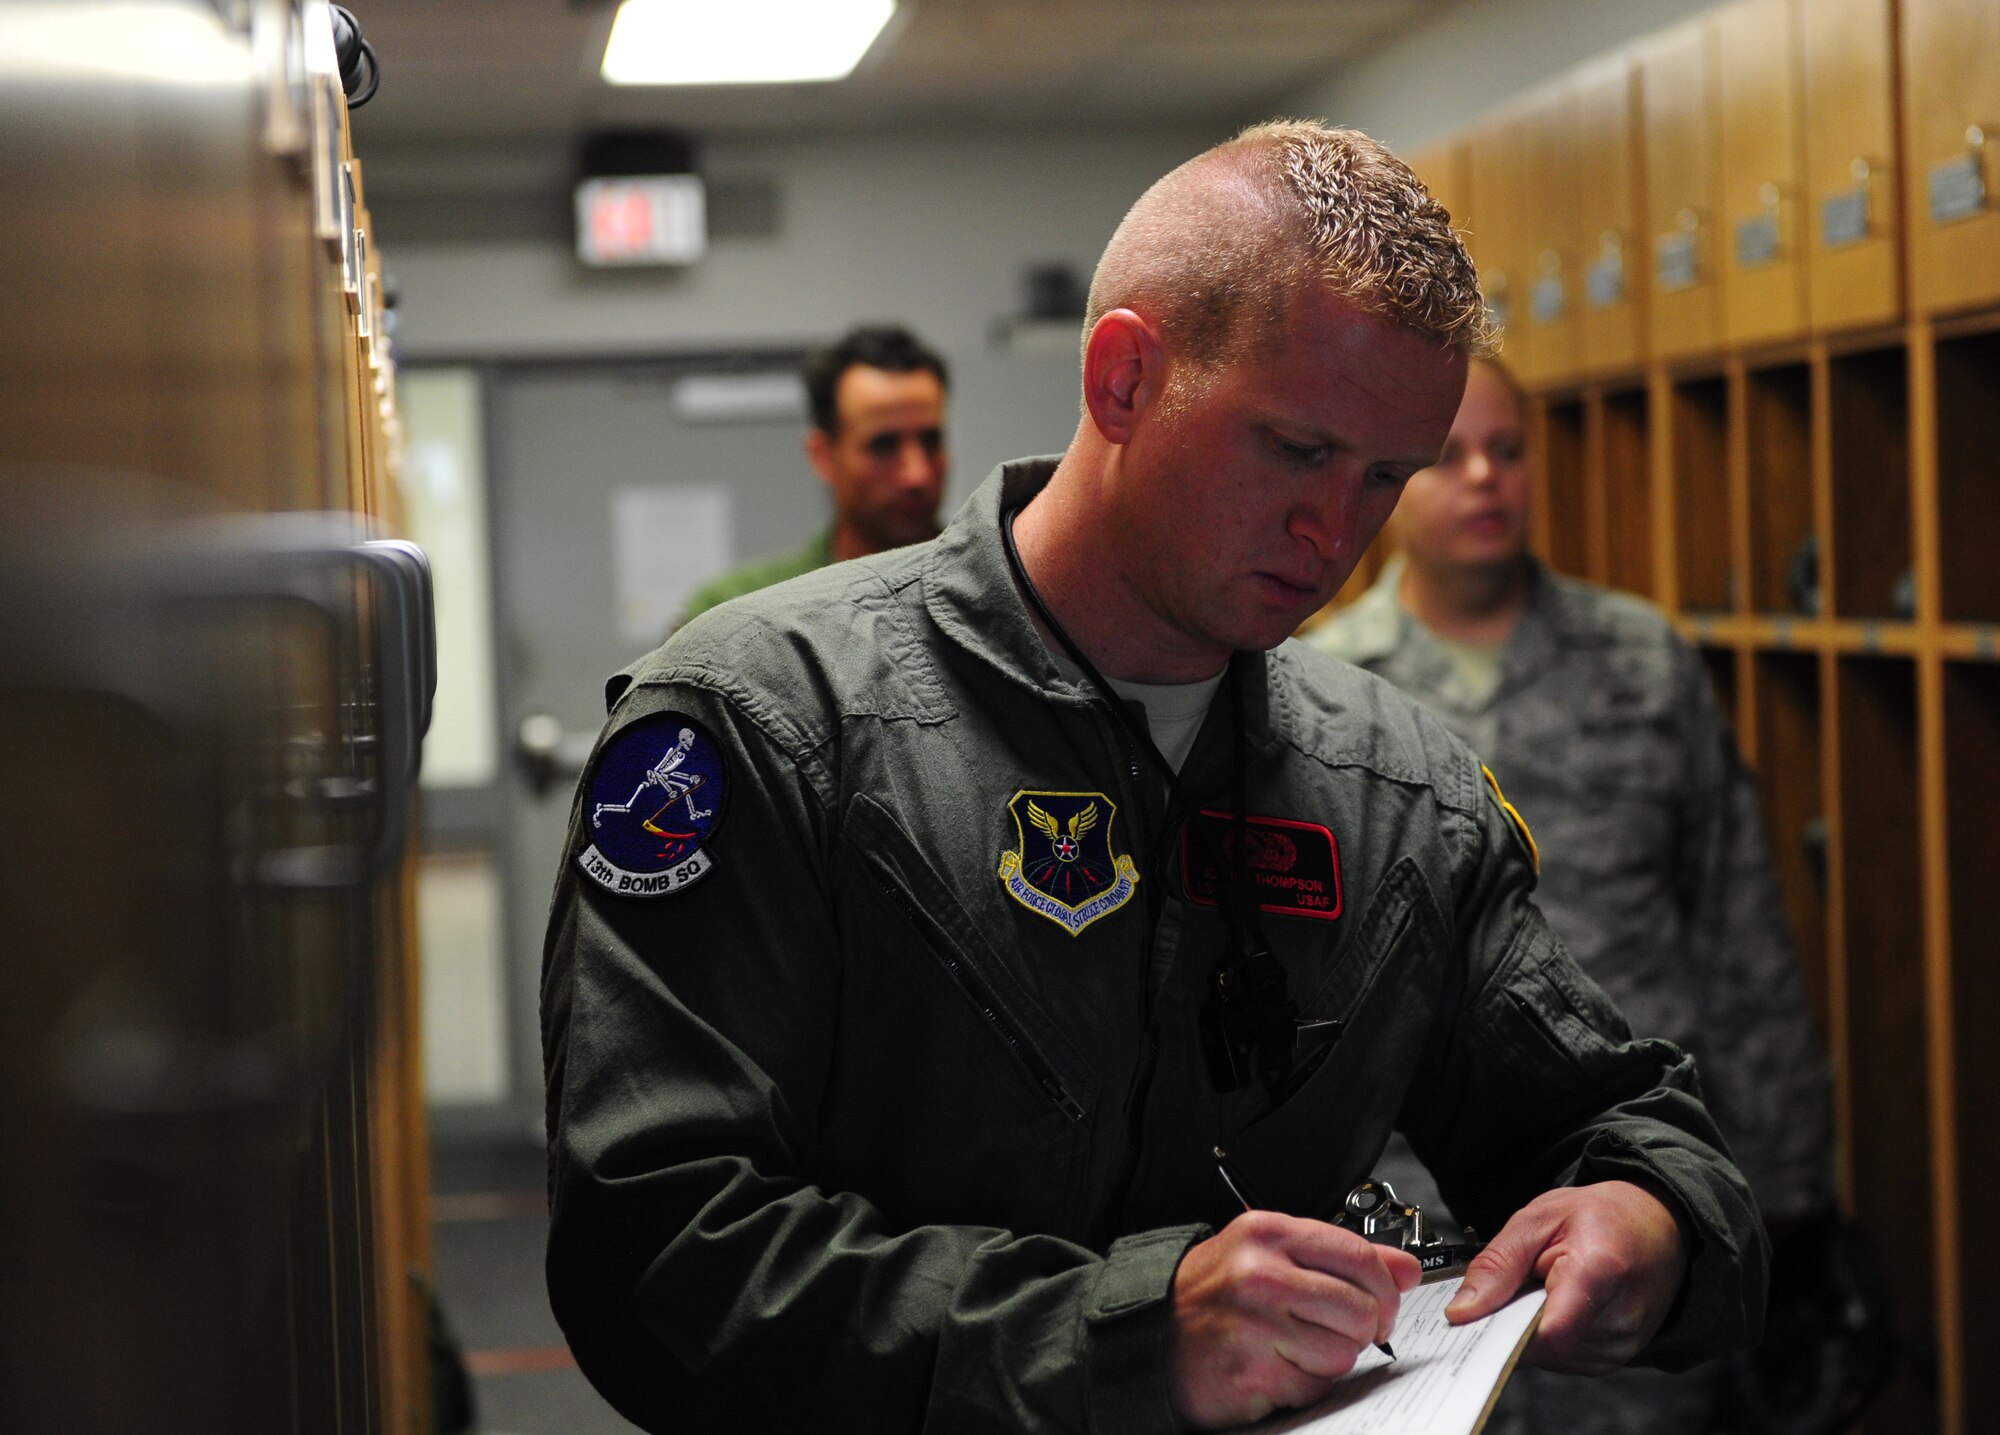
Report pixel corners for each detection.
[1520,84,1586,385]
[1573,52,1650,376]
[1901,0,2000,315]
[1469,109,1537,380]
[1801,0,1904,332]
[1640,20,1727,361]
[1716,0,1812,346]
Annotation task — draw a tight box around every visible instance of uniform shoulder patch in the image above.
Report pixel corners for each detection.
[577,712,728,898]
[998,790,1140,936]
[1481,763,1539,874]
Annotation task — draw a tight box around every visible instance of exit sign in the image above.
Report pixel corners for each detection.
[575,174,707,266]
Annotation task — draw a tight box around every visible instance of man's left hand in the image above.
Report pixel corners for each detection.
[1443,1180,1688,1374]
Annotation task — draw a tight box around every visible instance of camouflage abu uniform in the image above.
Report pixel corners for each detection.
[1312,555,1835,1435]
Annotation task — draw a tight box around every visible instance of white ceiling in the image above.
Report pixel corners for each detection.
[345,0,1453,149]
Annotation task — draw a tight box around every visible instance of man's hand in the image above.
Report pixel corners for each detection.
[1444,1180,1689,1374]
[1166,1211,1422,1429]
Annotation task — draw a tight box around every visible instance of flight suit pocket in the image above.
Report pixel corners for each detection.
[1230,859,1447,1223]
[825,795,1096,1235]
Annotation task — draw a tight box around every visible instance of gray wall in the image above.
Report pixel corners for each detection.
[380,127,1226,512]
[1285,0,1718,154]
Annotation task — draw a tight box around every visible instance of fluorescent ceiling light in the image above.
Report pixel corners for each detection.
[602,0,896,86]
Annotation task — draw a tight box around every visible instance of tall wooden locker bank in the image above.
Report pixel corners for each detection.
[0,3,434,1432]
[1402,1,2000,1431]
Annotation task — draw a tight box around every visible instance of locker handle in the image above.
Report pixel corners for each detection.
[158,514,436,886]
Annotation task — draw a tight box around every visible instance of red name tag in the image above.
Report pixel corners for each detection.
[1180,810,1343,921]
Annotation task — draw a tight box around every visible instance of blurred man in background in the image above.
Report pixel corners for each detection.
[679,323,949,624]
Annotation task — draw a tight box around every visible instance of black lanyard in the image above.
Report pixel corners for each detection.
[1000,507,1305,1095]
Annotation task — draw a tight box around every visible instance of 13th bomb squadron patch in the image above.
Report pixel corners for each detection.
[578,712,728,898]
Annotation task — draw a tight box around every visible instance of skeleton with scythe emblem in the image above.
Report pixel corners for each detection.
[592,727,714,844]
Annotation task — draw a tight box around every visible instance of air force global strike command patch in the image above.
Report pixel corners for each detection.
[998,790,1140,936]
[577,713,728,898]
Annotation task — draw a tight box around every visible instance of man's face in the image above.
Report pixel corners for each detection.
[1392,360,1531,579]
[808,364,948,554]
[1106,287,1466,661]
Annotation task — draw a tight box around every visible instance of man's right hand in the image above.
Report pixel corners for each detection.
[1165,1211,1423,1429]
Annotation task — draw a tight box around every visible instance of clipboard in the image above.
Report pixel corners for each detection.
[1229,1276,1547,1435]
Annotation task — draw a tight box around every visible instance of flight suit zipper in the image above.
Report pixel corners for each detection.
[872,874,1087,1124]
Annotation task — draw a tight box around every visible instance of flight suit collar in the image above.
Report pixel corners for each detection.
[924,459,1276,756]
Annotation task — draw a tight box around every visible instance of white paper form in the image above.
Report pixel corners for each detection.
[1235,1277,1547,1435]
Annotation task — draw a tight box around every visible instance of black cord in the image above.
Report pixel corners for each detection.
[1000,505,1296,1095]
[331,6,381,108]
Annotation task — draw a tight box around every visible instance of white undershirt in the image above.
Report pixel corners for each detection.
[1038,641,1225,773]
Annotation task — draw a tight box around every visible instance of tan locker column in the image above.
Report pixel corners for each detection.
[1641,20,1727,361]
[1470,109,1537,380]
[1521,84,1585,385]
[1802,0,1904,332]
[1573,53,1649,376]
[1903,0,2000,314]
[1717,0,1812,346]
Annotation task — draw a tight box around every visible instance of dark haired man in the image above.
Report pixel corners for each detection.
[678,323,949,623]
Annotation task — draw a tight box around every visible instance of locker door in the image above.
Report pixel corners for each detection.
[1717,0,1812,347]
[1574,52,1649,376]
[1902,0,2000,315]
[1640,20,1726,361]
[1521,84,1585,385]
[1469,110,1535,379]
[1802,0,1903,332]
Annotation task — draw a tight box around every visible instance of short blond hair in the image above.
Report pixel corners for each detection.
[1086,119,1493,366]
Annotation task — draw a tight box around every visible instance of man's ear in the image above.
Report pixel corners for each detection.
[804,427,836,487]
[1082,309,1169,446]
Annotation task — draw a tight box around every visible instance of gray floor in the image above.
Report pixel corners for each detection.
[431,1138,640,1435]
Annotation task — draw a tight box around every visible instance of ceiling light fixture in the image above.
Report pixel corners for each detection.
[601,0,897,86]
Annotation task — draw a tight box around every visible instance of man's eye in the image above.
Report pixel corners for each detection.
[1272,434,1326,463]
[1368,466,1412,488]
[864,435,901,459]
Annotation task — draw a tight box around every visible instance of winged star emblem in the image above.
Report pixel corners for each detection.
[1029,798,1095,863]
[999,790,1140,937]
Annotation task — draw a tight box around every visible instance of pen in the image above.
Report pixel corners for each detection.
[1213,1148,1395,1362]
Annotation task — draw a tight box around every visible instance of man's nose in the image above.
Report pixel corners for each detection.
[1290,480,1360,562]
[1463,448,1494,487]
[897,437,941,485]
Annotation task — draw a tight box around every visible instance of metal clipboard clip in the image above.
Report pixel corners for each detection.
[1333,1178,1487,1281]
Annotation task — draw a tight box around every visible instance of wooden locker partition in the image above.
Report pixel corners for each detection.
[1801,0,1904,332]
[1573,55,1650,375]
[1716,0,1813,346]
[1422,6,2000,1426]
[1901,0,2000,316]
[1519,85,1585,385]
[1470,111,1537,379]
[1640,21,1727,360]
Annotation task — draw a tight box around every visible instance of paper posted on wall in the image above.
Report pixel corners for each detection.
[1231,1276,1546,1435]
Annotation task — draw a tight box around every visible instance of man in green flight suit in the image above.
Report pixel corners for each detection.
[542,122,1768,1434]
[677,323,950,625]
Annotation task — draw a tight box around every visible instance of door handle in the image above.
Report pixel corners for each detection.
[516,711,596,797]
